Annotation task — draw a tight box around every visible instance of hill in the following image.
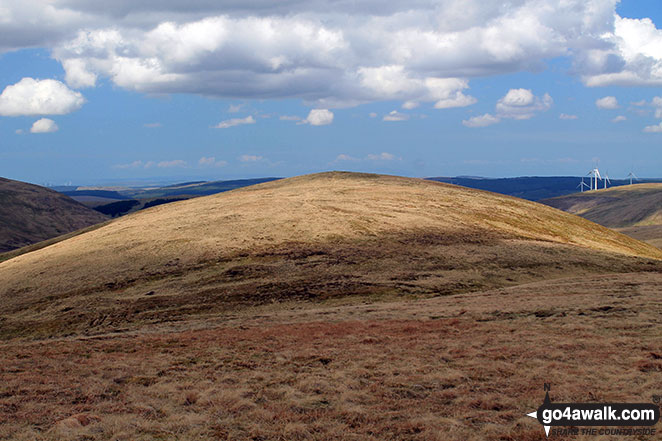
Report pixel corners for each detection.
[0,177,108,253]
[540,183,662,248]
[1,171,660,339]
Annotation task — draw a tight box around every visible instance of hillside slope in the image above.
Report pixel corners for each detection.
[0,177,108,253]
[1,172,661,338]
[541,183,662,247]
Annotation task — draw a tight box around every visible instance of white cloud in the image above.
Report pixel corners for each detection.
[383,110,409,122]
[199,156,227,167]
[212,115,255,129]
[239,154,263,162]
[402,101,418,110]
[30,118,58,133]
[15,129,24,135]
[582,15,662,87]
[496,89,552,119]
[652,96,662,118]
[335,154,359,162]
[611,115,626,123]
[643,122,662,133]
[559,113,578,120]
[368,112,377,118]
[366,152,396,161]
[304,109,333,126]
[228,104,244,113]
[595,96,619,109]
[143,122,162,128]
[16,1,619,107]
[0,78,85,116]
[114,160,144,169]
[2,1,662,107]
[157,159,186,168]
[62,58,97,88]
[462,113,500,128]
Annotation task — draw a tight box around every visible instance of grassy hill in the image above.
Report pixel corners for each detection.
[1,171,660,339]
[540,183,662,248]
[0,177,108,253]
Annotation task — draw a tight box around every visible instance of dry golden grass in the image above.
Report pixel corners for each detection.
[1,272,661,440]
[1,172,661,339]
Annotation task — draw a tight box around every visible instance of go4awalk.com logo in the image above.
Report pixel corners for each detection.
[526,384,660,437]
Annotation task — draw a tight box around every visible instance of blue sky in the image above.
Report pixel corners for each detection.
[0,0,661,185]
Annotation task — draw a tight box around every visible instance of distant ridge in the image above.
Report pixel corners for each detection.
[0,177,108,253]
[426,176,662,201]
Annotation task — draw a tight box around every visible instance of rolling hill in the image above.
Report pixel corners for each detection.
[0,177,109,253]
[541,183,662,248]
[1,171,660,339]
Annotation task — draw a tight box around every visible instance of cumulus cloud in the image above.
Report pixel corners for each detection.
[199,156,227,167]
[643,122,662,133]
[30,118,58,133]
[335,154,359,161]
[559,113,578,120]
[304,109,333,126]
[366,152,396,160]
[2,1,661,108]
[0,78,85,116]
[582,15,662,87]
[495,88,552,119]
[611,115,626,123]
[595,96,619,109]
[114,160,144,169]
[383,110,409,122]
[652,96,662,118]
[157,159,186,168]
[239,154,263,162]
[462,113,500,128]
[212,115,255,129]
[0,0,628,107]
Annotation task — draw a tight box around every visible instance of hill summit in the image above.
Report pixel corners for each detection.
[1,172,660,338]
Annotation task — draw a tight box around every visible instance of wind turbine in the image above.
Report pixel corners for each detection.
[577,178,589,193]
[603,171,611,189]
[627,171,639,185]
[587,168,601,191]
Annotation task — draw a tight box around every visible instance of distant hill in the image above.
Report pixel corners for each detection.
[2,172,660,339]
[123,177,281,198]
[58,177,282,216]
[426,176,662,201]
[540,183,662,248]
[0,177,108,253]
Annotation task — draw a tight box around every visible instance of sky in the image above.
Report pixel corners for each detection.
[0,0,661,185]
